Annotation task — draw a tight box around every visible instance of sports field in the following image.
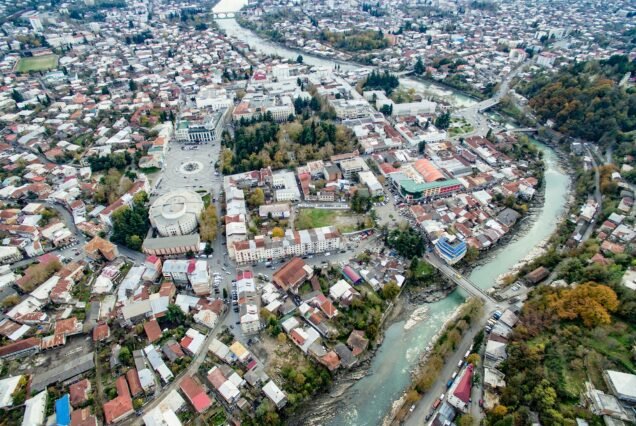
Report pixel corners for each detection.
[16,55,58,72]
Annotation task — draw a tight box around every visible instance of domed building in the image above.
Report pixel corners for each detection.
[149,190,204,237]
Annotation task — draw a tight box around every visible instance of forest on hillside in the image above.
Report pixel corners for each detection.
[518,55,636,144]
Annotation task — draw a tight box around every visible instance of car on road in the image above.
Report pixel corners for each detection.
[432,398,442,410]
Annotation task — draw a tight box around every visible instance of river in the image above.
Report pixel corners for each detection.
[211,1,571,424]
[213,0,476,108]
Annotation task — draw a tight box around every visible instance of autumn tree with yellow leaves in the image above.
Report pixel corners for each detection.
[547,282,619,327]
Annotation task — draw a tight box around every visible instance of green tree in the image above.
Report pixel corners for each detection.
[247,188,265,208]
[457,414,474,426]
[381,282,400,300]
[128,79,137,91]
[435,111,451,129]
[296,55,303,64]
[166,304,185,324]
[11,89,23,103]
[119,346,132,366]
[128,235,142,251]
[110,192,149,251]
[414,57,425,75]
[386,228,425,258]
[363,70,400,95]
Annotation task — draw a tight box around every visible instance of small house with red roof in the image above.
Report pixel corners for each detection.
[143,319,162,343]
[447,364,473,413]
[180,376,213,413]
[69,379,91,407]
[93,323,110,342]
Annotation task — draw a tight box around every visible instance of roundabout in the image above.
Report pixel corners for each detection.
[179,161,203,175]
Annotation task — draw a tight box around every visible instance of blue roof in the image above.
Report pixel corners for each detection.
[55,394,71,426]
[435,236,467,261]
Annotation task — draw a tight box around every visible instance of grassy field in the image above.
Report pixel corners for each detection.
[296,208,369,233]
[296,209,340,229]
[16,55,58,72]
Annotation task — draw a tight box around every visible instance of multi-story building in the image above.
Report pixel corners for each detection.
[435,235,468,265]
[175,108,229,143]
[232,226,342,264]
[338,157,368,179]
[232,94,294,122]
[162,259,211,296]
[0,246,23,265]
[272,171,301,202]
[149,190,203,237]
[236,270,261,335]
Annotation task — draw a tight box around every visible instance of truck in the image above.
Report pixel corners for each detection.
[432,398,442,410]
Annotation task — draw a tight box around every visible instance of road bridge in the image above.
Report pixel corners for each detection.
[504,127,537,133]
[212,12,236,19]
[424,252,497,305]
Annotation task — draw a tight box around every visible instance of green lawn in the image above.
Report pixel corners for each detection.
[296,208,369,233]
[139,166,161,174]
[16,55,59,72]
[296,209,340,230]
[202,193,211,207]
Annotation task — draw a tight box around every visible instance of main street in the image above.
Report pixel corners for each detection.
[404,315,489,426]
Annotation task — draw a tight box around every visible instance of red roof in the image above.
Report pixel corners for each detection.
[126,369,143,397]
[103,395,133,424]
[115,376,130,398]
[143,319,162,343]
[272,257,308,291]
[180,376,213,413]
[187,259,196,274]
[453,364,473,404]
[207,368,226,390]
[69,379,91,407]
[93,323,110,342]
[0,337,40,358]
[343,265,362,283]
[180,336,193,351]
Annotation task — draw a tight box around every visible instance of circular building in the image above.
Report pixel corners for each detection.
[149,190,204,237]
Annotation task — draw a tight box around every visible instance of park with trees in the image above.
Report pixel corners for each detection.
[110,191,149,251]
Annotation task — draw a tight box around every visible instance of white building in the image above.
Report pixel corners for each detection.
[28,15,44,32]
[232,226,342,264]
[175,108,228,143]
[21,390,46,426]
[358,170,383,196]
[272,171,301,202]
[162,259,210,296]
[262,380,287,408]
[149,190,204,237]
